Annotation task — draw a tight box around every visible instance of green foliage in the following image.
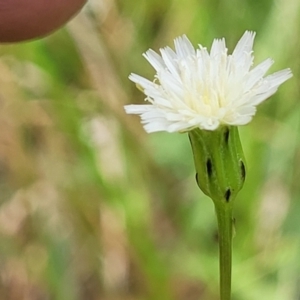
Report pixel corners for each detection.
[0,0,299,299]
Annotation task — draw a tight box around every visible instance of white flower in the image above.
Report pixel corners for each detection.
[125,31,292,133]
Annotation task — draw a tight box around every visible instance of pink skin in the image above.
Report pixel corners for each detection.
[0,0,87,42]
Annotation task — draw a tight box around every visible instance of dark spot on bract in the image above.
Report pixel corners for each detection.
[240,160,246,181]
[224,188,231,202]
[206,159,212,177]
[224,127,230,144]
[195,173,199,184]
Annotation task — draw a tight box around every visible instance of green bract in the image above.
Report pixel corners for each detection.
[188,126,246,204]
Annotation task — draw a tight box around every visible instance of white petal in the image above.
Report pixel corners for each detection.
[148,95,173,108]
[174,35,195,58]
[144,121,170,133]
[143,49,165,71]
[165,112,185,121]
[236,105,257,116]
[210,38,227,58]
[157,70,184,101]
[124,104,153,114]
[250,58,274,77]
[129,73,156,90]
[167,122,190,132]
[200,118,220,131]
[248,87,278,105]
[264,68,293,88]
[245,58,274,91]
[232,31,255,63]
[232,115,253,125]
[160,47,181,79]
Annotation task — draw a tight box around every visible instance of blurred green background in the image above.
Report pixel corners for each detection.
[0,0,299,299]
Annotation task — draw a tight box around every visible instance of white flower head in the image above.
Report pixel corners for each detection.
[125,31,292,133]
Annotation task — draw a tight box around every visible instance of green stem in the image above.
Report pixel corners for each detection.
[215,203,233,300]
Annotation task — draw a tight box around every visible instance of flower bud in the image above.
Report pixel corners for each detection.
[188,126,246,204]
